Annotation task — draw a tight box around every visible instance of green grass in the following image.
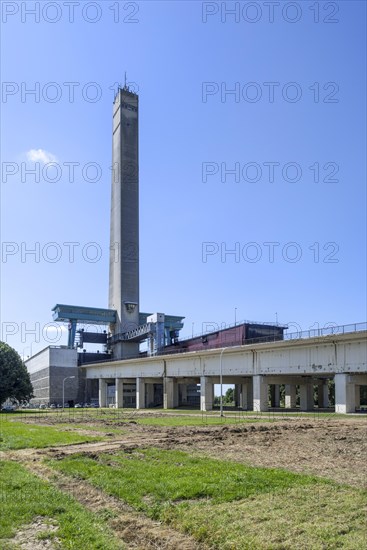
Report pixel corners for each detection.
[0,460,123,549]
[49,448,367,549]
[166,484,367,549]
[48,448,328,511]
[0,421,103,450]
[40,422,124,434]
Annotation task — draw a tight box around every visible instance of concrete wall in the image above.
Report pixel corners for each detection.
[84,331,367,380]
[26,347,79,405]
[84,331,367,413]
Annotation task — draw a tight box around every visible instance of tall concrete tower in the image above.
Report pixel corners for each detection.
[109,86,139,359]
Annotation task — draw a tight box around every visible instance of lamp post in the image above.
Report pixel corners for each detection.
[219,347,228,417]
[22,343,33,361]
[62,376,75,408]
[234,308,237,326]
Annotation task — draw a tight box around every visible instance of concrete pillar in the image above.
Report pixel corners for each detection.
[300,383,314,411]
[253,375,268,412]
[317,381,329,408]
[274,384,280,407]
[270,384,280,407]
[247,381,253,410]
[355,385,361,410]
[234,384,241,407]
[136,378,145,409]
[285,384,296,408]
[200,376,214,411]
[239,383,252,410]
[180,384,188,406]
[99,379,107,408]
[335,374,356,414]
[164,377,178,409]
[239,384,247,409]
[146,383,154,408]
[115,379,124,408]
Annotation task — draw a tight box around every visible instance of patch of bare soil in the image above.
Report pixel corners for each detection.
[40,417,364,488]
[147,419,367,488]
[2,517,60,550]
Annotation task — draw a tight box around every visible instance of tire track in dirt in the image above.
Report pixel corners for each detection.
[5,447,207,550]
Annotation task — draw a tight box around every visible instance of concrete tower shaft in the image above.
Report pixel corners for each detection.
[109,87,139,359]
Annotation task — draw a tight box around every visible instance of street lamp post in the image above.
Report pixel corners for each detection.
[22,343,33,361]
[62,376,75,408]
[219,347,228,417]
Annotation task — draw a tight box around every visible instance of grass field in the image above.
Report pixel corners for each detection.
[0,421,102,450]
[0,460,122,549]
[0,412,366,549]
[48,448,367,549]
[2,406,355,427]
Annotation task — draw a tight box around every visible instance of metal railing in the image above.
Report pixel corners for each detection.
[283,322,367,341]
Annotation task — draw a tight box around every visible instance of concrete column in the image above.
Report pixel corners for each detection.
[164,377,178,409]
[234,384,241,407]
[115,379,124,408]
[239,384,248,409]
[274,384,280,407]
[146,383,154,408]
[317,381,329,408]
[335,374,356,413]
[300,383,314,411]
[180,384,188,406]
[99,379,107,408]
[136,378,145,409]
[270,384,280,407]
[355,385,361,410]
[247,381,253,411]
[239,383,252,410]
[200,376,214,411]
[253,375,268,412]
[285,384,296,408]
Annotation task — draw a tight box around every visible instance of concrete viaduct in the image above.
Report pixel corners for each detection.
[84,329,367,414]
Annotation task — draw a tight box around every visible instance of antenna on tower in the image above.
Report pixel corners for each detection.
[124,71,128,90]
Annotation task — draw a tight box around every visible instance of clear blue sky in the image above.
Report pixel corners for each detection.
[1,1,366,357]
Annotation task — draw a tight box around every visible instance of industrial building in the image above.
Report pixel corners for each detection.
[25,85,367,412]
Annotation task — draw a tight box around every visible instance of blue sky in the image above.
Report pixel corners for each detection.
[1,0,366,357]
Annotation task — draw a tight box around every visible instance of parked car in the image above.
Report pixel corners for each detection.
[74,403,83,408]
[1,405,14,412]
[50,404,56,409]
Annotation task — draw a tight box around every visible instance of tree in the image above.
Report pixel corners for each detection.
[0,342,34,406]
[223,387,234,405]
